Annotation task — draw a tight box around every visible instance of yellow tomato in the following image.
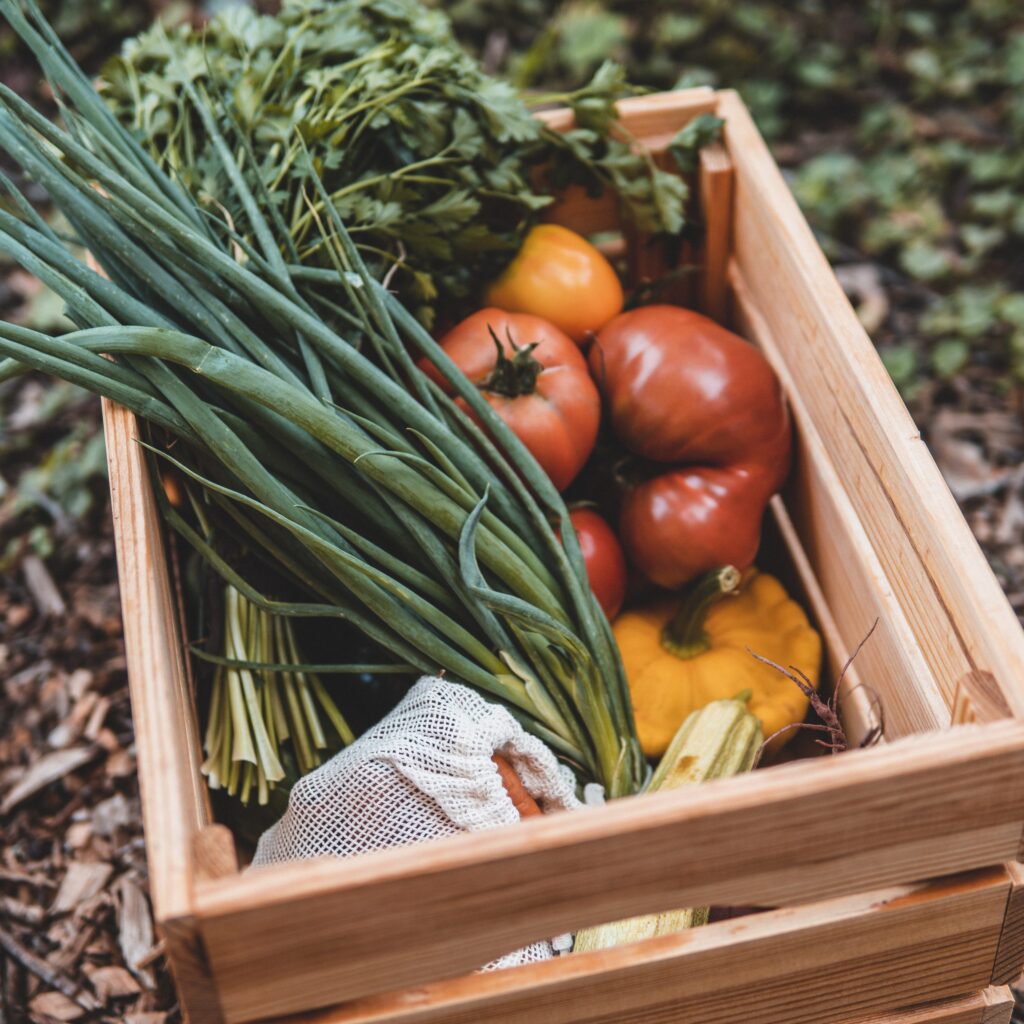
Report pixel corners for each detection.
[485,224,624,343]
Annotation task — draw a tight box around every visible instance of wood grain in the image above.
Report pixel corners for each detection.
[101,400,214,1023]
[283,987,1017,1024]
[719,89,1024,716]
[731,264,948,738]
[980,986,1016,1024]
[194,826,240,884]
[101,401,208,913]
[160,914,226,1024]
[536,88,718,136]
[992,861,1024,985]
[191,723,1024,1020]
[953,672,1013,727]
[768,495,879,746]
[699,143,735,320]
[239,872,1012,1024]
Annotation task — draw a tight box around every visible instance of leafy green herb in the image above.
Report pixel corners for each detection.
[101,0,684,326]
[669,114,725,176]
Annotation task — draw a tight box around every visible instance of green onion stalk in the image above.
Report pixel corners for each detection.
[0,0,645,796]
[200,584,358,806]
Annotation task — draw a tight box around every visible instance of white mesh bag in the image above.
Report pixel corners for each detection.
[252,675,582,968]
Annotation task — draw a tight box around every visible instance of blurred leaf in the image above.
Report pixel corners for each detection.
[999,293,1024,329]
[961,223,1005,256]
[881,345,917,388]
[900,240,953,282]
[932,339,970,378]
[556,2,627,81]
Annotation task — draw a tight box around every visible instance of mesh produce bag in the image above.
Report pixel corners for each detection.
[252,675,582,968]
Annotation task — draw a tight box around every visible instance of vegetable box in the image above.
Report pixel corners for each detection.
[102,88,1024,1024]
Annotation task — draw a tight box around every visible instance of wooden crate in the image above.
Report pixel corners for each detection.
[102,88,1024,1024]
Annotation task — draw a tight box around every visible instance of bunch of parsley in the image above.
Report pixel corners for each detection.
[100,0,685,325]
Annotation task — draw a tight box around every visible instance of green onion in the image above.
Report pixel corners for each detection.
[0,0,644,795]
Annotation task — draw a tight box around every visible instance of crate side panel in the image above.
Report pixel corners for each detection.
[992,861,1024,985]
[280,987,1015,1024]
[101,400,208,917]
[244,872,1010,1024]
[102,401,218,1022]
[731,265,948,737]
[719,90,1024,716]
[768,495,878,746]
[194,724,1024,1020]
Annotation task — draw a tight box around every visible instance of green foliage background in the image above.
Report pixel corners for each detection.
[3,0,1023,565]
[442,0,1024,391]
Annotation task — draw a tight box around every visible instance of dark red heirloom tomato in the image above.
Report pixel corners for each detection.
[426,308,600,491]
[589,305,791,588]
[567,508,627,619]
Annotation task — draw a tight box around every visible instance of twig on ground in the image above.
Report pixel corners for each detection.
[0,927,101,1013]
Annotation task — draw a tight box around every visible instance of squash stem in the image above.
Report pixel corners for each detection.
[660,565,741,658]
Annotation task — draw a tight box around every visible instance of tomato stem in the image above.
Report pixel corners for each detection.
[482,323,543,397]
[661,565,741,658]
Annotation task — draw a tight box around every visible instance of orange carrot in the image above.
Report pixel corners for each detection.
[491,753,542,818]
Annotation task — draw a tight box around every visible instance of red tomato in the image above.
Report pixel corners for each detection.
[618,468,765,589]
[426,308,600,491]
[485,225,624,343]
[589,305,791,588]
[567,508,627,619]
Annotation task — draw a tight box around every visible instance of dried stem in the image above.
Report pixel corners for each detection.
[752,619,883,762]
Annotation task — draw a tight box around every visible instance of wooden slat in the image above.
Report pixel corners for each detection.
[980,987,1017,1024]
[536,88,717,135]
[278,987,1015,1024]
[769,495,878,746]
[101,400,208,912]
[992,861,1024,985]
[101,400,214,1023]
[699,143,735,320]
[731,265,948,738]
[541,185,621,236]
[194,826,240,884]
[256,872,1011,1024]
[190,723,1024,1021]
[718,89,1024,716]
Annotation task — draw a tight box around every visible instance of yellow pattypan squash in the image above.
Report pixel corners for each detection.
[615,567,821,758]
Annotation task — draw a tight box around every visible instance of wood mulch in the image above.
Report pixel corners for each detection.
[0,393,178,1024]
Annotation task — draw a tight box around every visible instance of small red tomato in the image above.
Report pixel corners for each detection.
[618,468,765,589]
[425,308,600,491]
[568,508,627,619]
